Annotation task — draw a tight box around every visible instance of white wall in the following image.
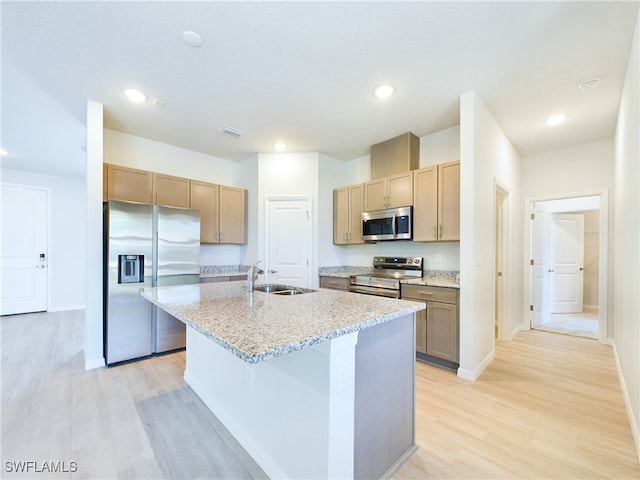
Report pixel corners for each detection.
[85,100,104,369]
[613,8,640,459]
[459,90,523,380]
[257,152,319,287]
[1,168,86,311]
[522,138,615,197]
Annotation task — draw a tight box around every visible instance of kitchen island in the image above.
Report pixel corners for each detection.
[140,281,425,479]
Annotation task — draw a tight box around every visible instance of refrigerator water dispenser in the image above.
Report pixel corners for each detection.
[118,254,144,284]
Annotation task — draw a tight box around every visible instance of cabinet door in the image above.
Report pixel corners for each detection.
[438,161,460,241]
[412,166,438,241]
[387,172,413,208]
[348,184,364,244]
[219,186,246,244]
[319,276,350,291]
[107,164,153,203]
[426,301,458,362]
[333,187,349,244]
[190,181,219,243]
[364,178,387,211]
[415,307,427,354]
[154,173,190,208]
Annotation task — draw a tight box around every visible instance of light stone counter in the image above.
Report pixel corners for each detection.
[140,281,425,364]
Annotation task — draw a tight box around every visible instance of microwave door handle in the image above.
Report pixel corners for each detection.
[392,214,397,238]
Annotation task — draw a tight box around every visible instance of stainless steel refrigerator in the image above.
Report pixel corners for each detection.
[103,200,200,365]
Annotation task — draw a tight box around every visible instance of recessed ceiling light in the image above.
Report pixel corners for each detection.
[123,88,146,103]
[579,77,600,91]
[274,142,287,151]
[182,31,203,47]
[374,84,395,100]
[545,113,567,126]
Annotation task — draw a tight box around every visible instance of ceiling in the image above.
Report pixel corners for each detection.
[1,1,638,177]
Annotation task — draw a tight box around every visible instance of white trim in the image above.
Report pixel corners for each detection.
[611,341,640,461]
[48,304,85,312]
[84,357,106,370]
[523,189,609,341]
[457,349,495,381]
[494,179,510,341]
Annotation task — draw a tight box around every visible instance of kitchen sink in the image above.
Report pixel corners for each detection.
[254,284,316,295]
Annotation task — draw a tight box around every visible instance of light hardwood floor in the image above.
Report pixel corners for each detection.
[396,330,639,479]
[2,310,638,479]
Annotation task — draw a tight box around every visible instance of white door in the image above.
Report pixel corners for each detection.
[265,198,311,288]
[0,185,48,315]
[550,213,584,313]
[531,204,551,327]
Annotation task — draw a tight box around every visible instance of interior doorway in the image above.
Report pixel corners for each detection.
[527,193,607,341]
[494,184,509,339]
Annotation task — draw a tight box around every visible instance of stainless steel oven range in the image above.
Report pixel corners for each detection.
[349,256,423,298]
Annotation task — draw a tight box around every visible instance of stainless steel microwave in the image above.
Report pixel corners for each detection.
[362,206,412,241]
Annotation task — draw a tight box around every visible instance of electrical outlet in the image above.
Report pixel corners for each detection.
[435,253,442,263]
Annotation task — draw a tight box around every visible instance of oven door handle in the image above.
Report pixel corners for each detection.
[392,214,397,238]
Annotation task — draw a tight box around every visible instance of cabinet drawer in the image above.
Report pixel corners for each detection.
[401,284,457,304]
[319,276,350,291]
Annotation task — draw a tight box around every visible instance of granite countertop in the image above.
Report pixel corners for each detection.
[318,266,460,289]
[140,282,425,364]
[200,265,249,279]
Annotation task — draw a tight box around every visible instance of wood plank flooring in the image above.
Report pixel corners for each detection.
[2,311,638,479]
[395,330,639,479]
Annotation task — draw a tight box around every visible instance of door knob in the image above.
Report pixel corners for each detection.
[548,269,555,273]
[579,267,584,271]
[270,269,278,274]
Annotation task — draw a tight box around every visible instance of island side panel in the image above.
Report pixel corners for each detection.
[354,313,416,480]
[183,325,359,479]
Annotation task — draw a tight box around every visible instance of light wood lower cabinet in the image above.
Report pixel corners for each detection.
[401,284,459,367]
[319,276,351,291]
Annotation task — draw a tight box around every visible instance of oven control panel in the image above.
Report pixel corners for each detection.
[373,256,422,269]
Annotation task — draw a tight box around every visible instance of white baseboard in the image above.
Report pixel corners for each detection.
[611,341,640,462]
[48,305,85,312]
[457,349,496,381]
[504,323,522,341]
[84,357,105,370]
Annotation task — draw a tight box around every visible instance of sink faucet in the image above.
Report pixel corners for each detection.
[247,261,264,292]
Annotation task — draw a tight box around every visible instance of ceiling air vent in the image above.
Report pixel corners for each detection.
[218,125,246,137]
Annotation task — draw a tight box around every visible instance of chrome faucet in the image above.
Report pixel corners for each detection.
[247,261,264,292]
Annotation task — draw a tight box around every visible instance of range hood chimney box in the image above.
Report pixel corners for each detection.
[370,132,419,180]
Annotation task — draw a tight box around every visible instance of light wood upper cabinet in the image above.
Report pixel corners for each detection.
[364,171,413,211]
[190,181,246,245]
[413,166,438,241]
[153,173,190,208]
[413,160,460,241]
[334,183,364,244]
[219,185,246,245]
[438,161,460,241]
[190,181,219,244]
[106,164,153,203]
[370,132,419,179]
